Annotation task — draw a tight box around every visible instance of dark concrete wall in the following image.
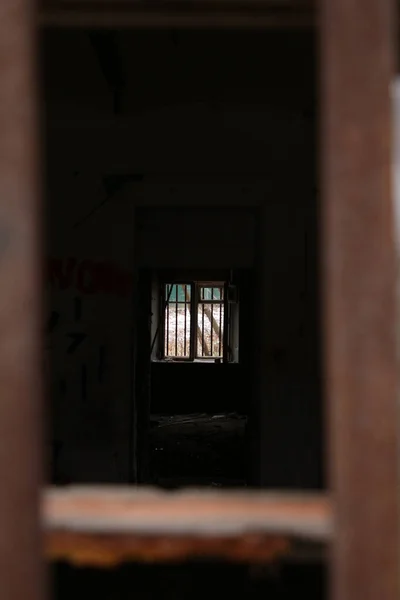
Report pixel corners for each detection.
[151,363,245,414]
[135,207,255,269]
[253,200,322,489]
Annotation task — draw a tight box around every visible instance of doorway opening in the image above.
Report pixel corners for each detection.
[135,260,253,488]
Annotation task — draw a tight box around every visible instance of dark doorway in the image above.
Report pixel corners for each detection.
[134,215,256,487]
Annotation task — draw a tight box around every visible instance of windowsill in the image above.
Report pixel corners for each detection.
[151,358,238,364]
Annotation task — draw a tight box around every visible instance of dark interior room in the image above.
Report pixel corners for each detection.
[43,25,324,599]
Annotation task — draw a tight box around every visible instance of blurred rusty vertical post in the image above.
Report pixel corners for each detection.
[321,0,399,599]
[0,1,44,600]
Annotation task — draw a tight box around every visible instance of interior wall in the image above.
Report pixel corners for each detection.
[253,198,322,489]
[150,364,244,414]
[46,188,135,483]
[43,28,321,488]
[136,207,255,268]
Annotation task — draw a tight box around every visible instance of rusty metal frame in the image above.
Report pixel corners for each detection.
[0,1,44,600]
[321,0,399,599]
[44,487,330,566]
[0,0,397,598]
[39,0,315,28]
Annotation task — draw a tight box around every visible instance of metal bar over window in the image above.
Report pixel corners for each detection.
[321,0,398,598]
[184,284,187,356]
[202,303,205,354]
[0,1,44,599]
[175,286,178,356]
[219,299,222,356]
[165,293,169,356]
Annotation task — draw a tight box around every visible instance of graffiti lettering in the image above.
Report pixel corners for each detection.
[67,333,87,354]
[76,260,98,295]
[48,258,133,298]
[48,258,77,290]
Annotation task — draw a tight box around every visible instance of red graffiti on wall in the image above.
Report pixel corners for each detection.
[48,258,133,298]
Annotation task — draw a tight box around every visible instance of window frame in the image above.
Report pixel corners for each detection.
[160,280,230,363]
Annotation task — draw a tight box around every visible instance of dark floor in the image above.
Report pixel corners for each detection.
[52,562,326,600]
[52,414,326,599]
[149,412,247,487]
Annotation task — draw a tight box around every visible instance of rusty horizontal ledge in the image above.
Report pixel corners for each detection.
[39,0,315,28]
[44,487,331,566]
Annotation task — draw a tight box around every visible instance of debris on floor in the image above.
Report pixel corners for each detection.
[149,412,247,487]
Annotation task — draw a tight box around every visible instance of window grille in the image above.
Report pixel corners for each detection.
[163,282,228,362]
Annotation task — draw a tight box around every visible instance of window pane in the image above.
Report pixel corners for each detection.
[213,287,222,300]
[199,286,223,301]
[166,283,191,302]
[197,302,224,358]
[166,284,176,302]
[164,284,191,357]
[200,287,210,301]
[177,284,187,302]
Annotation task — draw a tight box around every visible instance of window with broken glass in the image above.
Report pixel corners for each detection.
[161,283,229,362]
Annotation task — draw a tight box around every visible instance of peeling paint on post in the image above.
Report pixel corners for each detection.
[391,72,400,599]
[0,1,44,600]
[321,0,399,599]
